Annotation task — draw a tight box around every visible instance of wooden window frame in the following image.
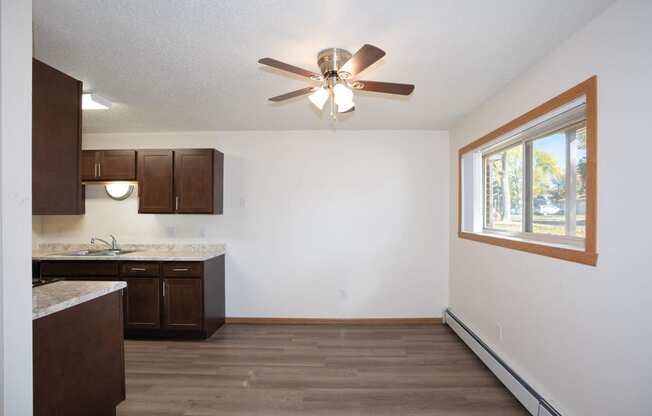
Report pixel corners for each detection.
[458,76,598,266]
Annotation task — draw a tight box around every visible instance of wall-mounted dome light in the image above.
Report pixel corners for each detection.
[105,182,134,200]
[82,93,112,110]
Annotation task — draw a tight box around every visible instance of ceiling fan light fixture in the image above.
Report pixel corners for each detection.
[337,99,355,113]
[333,83,353,103]
[308,87,329,110]
[337,102,354,113]
[333,83,354,113]
[258,44,415,119]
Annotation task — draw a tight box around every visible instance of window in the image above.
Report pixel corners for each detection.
[484,143,523,233]
[458,77,597,266]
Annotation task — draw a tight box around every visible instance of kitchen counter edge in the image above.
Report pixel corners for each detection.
[33,280,127,320]
[32,249,225,262]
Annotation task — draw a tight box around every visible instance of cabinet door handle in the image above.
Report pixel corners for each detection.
[175,196,179,211]
[98,163,101,177]
[172,268,189,272]
[162,281,166,297]
[130,267,147,271]
[94,163,98,177]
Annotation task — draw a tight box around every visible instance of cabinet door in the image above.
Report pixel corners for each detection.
[124,278,161,329]
[137,150,174,213]
[99,150,136,181]
[32,59,84,214]
[163,278,203,330]
[81,150,100,180]
[174,149,214,213]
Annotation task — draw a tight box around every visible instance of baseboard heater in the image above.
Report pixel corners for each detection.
[443,309,561,416]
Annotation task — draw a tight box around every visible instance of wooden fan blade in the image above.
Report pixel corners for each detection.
[258,58,321,80]
[268,87,317,102]
[353,80,415,95]
[339,44,386,77]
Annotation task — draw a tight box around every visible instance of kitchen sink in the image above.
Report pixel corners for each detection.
[62,249,137,257]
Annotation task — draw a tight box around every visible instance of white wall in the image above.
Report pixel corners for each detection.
[0,0,33,414]
[36,130,450,319]
[448,1,652,415]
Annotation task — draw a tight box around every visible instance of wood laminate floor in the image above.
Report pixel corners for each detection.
[117,324,528,416]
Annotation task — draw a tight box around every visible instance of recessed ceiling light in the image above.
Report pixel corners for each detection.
[82,93,112,110]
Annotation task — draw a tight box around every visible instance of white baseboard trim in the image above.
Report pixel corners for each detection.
[444,309,561,416]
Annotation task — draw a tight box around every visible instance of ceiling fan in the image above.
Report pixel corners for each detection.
[258,44,415,119]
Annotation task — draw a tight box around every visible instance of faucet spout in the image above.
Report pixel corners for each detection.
[91,235,119,251]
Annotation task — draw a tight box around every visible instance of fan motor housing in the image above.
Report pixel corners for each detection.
[317,48,352,78]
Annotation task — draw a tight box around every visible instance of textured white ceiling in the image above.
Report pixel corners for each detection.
[33,0,613,132]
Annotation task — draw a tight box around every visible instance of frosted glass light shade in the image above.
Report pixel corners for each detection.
[333,83,353,103]
[337,99,355,113]
[308,88,329,110]
[334,83,354,112]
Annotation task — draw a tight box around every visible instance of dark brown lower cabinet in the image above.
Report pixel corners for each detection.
[39,255,225,339]
[33,290,125,416]
[163,278,203,330]
[124,277,161,329]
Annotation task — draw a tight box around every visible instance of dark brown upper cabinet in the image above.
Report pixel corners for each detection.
[137,149,223,215]
[137,150,174,213]
[32,59,84,215]
[174,149,223,214]
[82,150,136,181]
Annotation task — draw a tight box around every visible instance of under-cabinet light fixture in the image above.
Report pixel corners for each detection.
[105,182,134,200]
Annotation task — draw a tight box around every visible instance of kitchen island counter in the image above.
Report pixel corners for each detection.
[33,280,126,416]
[33,280,126,320]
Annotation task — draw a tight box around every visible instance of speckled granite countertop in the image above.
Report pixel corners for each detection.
[33,243,225,261]
[33,281,127,320]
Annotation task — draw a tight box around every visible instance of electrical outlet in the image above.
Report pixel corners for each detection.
[495,323,503,341]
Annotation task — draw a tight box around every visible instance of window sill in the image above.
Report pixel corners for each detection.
[458,231,598,266]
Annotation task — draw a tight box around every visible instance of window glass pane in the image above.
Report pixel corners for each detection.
[532,132,566,235]
[574,125,587,237]
[484,145,523,232]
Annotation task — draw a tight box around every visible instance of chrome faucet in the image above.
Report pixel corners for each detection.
[90,234,119,251]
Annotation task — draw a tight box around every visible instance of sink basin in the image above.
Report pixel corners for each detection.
[60,249,136,257]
